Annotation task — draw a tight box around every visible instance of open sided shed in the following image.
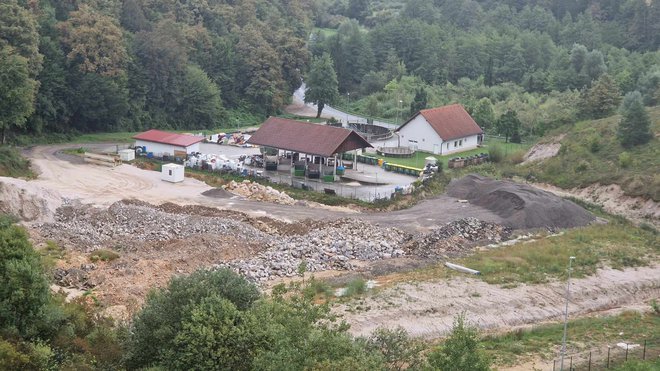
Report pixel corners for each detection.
[247,117,372,179]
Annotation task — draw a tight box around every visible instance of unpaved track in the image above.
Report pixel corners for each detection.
[340,266,660,339]
[21,144,505,232]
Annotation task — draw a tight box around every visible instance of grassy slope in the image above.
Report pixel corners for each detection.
[483,311,660,366]
[518,106,660,201]
[0,147,34,178]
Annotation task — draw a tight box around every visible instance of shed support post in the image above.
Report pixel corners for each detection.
[333,154,337,180]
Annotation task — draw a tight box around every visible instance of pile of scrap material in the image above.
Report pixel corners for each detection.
[446,174,595,230]
[223,180,296,205]
[404,218,511,258]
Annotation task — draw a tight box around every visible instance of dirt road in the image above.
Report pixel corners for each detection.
[19,144,505,232]
[339,266,660,339]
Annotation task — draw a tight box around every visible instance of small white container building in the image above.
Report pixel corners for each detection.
[118,149,135,162]
[161,163,185,183]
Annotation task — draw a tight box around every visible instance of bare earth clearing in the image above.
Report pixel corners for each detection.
[1,144,658,346]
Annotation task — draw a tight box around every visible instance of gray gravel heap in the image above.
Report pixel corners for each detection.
[40,201,270,251]
[405,217,511,258]
[216,219,408,281]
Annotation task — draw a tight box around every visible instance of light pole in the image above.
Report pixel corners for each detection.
[396,99,403,147]
[346,92,350,125]
[560,256,576,371]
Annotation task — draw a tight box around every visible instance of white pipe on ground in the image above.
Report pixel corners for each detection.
[445,262,481,275]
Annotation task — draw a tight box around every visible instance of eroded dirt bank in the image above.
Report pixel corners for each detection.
[339,266,660,339]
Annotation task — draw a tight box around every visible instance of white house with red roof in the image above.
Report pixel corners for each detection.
[395,104,483,155]
[133,129,204,156]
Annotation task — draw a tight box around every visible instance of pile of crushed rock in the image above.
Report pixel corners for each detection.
[222,180,295,205]
[39,200,271,251]
[215,219,408,281]
[404,218,511,258]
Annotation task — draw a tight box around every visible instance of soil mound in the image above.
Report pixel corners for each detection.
[0,177,63,223]
[446,174,595,229]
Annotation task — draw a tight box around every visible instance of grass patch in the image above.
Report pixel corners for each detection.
[40,240,66,270]
[343,278,368,297]
[517,106,660,201]
[89,249,120,263]
[0,146,35,178]
[482,311,660,366]
[459,220,658,285]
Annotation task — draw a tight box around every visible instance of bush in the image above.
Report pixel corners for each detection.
[427,315,491,371]
[124,269,261,369]
[588,136,602,153]
[89,249,120,262]
[575,160,590,172]
[344,278,367,297]
[618,152,632,168]
[488,145,504,163]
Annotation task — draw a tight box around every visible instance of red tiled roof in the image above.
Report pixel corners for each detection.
[397,104,483,141]
[246,117,372,157]
[133,129,204,147]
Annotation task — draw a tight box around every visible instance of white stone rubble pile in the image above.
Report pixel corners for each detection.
[39,201,270,251]
[405,218,512,258]
[216,219,408,281]
[223,180,295,205]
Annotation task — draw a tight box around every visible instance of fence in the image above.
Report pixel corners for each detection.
[550,338,659,370]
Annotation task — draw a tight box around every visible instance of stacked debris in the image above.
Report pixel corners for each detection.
[39,201,270,250]
[53,264,98,289]
[216,219,408,281]
[223,180,295,205]
[405,218,511,258]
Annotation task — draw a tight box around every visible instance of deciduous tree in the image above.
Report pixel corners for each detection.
[305,53,339,118]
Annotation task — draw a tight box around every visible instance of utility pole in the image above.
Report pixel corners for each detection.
[346,92,350,125]
[560,256,576,371]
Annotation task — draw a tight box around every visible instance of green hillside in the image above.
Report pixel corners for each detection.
[519,106,659,201]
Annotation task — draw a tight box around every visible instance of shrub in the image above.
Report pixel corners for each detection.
[344,278,367,297]
[618,152,632,168]
[588,136,602,153]
[89,249,120,262]
[427,315,491,371]
[488,145,504,163]
[575,160,590,172]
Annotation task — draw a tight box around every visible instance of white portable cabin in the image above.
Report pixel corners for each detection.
[118,149,135,162]
[161,163,185,183]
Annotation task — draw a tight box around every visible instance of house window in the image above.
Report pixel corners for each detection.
[169,170,172,176]
[454,141,458,147]
[459,139,462,146]
[447,143,450,149]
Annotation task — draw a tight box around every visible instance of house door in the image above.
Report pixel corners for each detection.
[433,144,440,154]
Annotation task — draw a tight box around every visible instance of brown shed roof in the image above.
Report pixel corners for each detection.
[397,104,483,141]
[246,117,372,157]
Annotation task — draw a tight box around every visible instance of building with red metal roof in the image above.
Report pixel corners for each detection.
[133,129,204,156]
[395,104,483,155]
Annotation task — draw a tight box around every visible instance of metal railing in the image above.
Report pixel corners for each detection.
[551,337,659,371]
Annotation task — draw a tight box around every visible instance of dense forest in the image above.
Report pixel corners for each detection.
[0,0,314,140]
[310,0,659,137]
[0,0,658,142]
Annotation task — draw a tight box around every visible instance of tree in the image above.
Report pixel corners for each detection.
[165,295,267,371]
[582,74,621,119]
[0,48,37,144]
[496,110,522,143]
[177,65,224,129]
[617,91,652,148]
[366,327,426,370]
[409,87,428,116]
[125,269,261,369]
[427,315,491,371]
[470,98,495,130]
[305,53,339,118]
[347,0,370,22]
[0,218,50,338]
[0,0,42,77]
[58,5,128,77]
